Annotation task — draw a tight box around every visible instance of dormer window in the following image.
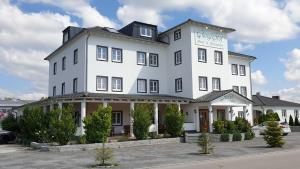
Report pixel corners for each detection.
[140,26,152,37]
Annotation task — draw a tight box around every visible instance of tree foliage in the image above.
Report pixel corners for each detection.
[289,115,294,126]
[198,132,213,154]
[1,113,19,132]
[132,103,152,140]
[263,120,285,147]
[164,104,184,137]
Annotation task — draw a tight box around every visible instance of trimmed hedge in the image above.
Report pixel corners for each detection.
[232,132,242,141]
[220,133,230,142]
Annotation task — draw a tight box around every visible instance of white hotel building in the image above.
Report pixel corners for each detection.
[27,19,256,136]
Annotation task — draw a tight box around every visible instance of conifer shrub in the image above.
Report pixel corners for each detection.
[165,104,185,137]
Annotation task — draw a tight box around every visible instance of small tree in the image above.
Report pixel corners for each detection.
[164,104,185,137]
[263,120,285,147]
[295,116,300,126]
[95,147,114,166]
[132,103,152,140]
[83,105,112,143]
[49,105,77,145]
[1,113,19,132]
[198,132,213,154]
[289,115,294,126]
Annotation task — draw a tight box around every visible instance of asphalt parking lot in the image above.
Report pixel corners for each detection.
[0,133,300,169]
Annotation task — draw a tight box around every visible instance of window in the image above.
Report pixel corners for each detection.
[174,50,182,65]
[62,56,66,71]
[140,26,152,37]
[63,32,69,43]
[212,78,221,91]
[233,86,239,93]
[112,111,122,126]
[137,51,146,65]
[238,111,245,118]
[240,86,247,97]
[137,79,147,93]
[61,82,65,95]
[174,29,181,40]
[149,53,159,67]
[214,51,223,64]
[198,48,207,62]
[175,78,183,92]
[150,80,159,93]
[111,48,122,63]
[96,76,108,91]
[53,62,57,75]
[112,77,123,92]
[199,76,208,91]
[73,49,78,64]
[53,86,56,96]
[96,46,108,61]
[231,64,238,75]
[295,110,299,118]
[240,65,246,76]
[282,109,287,118]
[73,78,78,93]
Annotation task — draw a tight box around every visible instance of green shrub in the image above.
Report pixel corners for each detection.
[264,112,280,122]
[19,107,50,143]
[263,120,285,147]
[212,120,225,134]
[49,105,77,145]
[78,135,87,144]
[198,132,213,154]
[164,104,184,137]
[1,113,19,132]
[234,117,250,133]
[232,132,242,141]
[245,131,255,140]
[289,115,294,126]
[132,103,152,140]
[220,133,230,142]
[295,116,300,126]
[83,105,112,143]
[224,121,236,133]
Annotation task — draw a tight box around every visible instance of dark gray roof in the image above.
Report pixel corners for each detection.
[252,95,300,107]
[228,51,257,60]
[193,90,252,103]
[0,99,35,107]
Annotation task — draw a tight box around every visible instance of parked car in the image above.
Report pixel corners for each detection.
[0,130,16,144]
[252,121,291,136]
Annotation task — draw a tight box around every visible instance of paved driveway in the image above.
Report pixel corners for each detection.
[0,133,300,169]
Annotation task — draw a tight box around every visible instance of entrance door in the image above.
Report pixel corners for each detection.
[199,109,209,132]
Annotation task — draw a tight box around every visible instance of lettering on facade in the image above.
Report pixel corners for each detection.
[194,29,225,49]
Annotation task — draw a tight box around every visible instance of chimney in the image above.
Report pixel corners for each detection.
[256,92,260,96]
[272,96,280,100]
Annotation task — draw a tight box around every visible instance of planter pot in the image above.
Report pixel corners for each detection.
[241,133,245,141]
[228,134,233,142]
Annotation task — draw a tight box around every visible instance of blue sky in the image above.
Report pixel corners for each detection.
[1,0,300,101]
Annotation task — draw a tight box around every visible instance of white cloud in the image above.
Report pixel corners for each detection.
[0,87,45,100]
[21,0,117,28]
[0,0,77,98]
[117,0,300,43]
[251,70,267,85]
[284,0,300,23]
[263,86,300,103]
[282,48,300,82]
[233,43,255,52]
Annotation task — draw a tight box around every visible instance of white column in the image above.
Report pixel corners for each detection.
[247,104,253,126]
[226,106,231,121]
[177,103,181,112]
[130,102,135,138]
[58,102,63,109]
[243,106,247,119]
[194,108,200,132]
[208,105,213,133]
[103,101,108,108]
[80,100,86,135]
[154,102,159,134]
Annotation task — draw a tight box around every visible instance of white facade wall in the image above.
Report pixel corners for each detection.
[254,106,300,123]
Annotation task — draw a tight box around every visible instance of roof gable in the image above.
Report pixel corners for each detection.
[252,95,300,107]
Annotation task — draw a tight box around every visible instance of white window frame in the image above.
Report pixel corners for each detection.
[232,64,238,75]
[174,29,181,40]
[112,77,123,92]
[175,78,183,92]
[61,82,65,95]
[140,26,152,37]
[240,86,247,97]
[199,76,207,91]
[137,51,146,65]
[149,53,158,67]
[96,76,108,91]
[240,65,246,76]
[73,78,78,93]
[137,79,147,93]
[111,48,122,63]
[214,51,223,65]
[198,48,207,62]
[112,111,122,126]
[73,49,78,64]
[53,62,57,75]
[150,80,159,93]
[96,46,108,61]
[233,86,239,93]
[212,78,221,91]
[175,50,182,65]
[62,56,66,71]
[53,86,56,96]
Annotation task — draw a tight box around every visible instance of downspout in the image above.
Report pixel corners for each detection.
[84,31,91,93]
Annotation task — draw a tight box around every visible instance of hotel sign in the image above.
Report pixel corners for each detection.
[194,29,226,49]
